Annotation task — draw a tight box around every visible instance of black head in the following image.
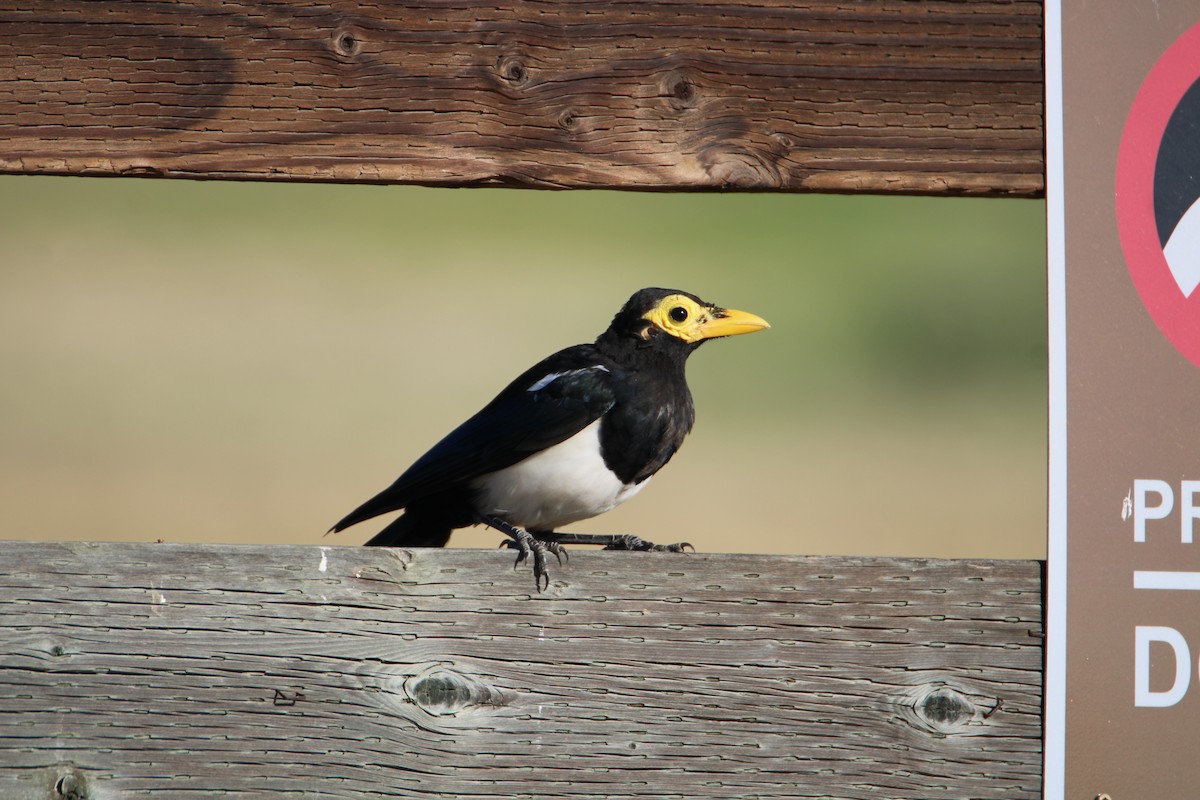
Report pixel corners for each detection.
[599,288,769,354]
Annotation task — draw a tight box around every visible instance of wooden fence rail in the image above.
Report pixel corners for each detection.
[0,541,1043,799]
[0,1,1044,195]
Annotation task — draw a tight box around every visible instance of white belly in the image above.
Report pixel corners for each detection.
[469,420,648,531]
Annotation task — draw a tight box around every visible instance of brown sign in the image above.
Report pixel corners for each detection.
[1048,2,1200,797]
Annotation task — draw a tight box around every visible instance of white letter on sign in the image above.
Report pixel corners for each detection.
[1182,481,1200,544]
[1134,479,1175,542]
[1135,626,1191,707]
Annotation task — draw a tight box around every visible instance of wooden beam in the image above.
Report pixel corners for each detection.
[0,1,1044,196]
[0,541,1044,799]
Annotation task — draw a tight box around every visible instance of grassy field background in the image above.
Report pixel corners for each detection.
[0,175,1048,559]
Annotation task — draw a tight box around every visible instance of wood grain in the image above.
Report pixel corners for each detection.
[0,1,1044,195]
[0,540,1043,799]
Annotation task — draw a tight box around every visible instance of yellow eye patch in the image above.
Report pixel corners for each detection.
[641,295,713,343]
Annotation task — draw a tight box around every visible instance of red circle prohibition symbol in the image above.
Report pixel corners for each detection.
[1116,21,1200,368]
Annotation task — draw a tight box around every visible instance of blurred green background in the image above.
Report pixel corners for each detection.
[0,175,1048,559]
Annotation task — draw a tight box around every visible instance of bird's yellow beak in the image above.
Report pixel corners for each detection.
[695,307,771,340]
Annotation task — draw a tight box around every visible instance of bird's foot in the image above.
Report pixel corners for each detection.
[601,534,694,553]
[479,516,562,591]
[534,532,694,552]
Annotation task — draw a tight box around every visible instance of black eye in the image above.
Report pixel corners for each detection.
[669,306,688,323]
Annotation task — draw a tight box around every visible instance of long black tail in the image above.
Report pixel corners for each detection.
[362,511,454,548]
[332,488,473,548]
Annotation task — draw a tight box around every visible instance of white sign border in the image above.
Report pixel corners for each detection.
[1043,0,1067,797]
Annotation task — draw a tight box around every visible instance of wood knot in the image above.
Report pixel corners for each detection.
[900,684,988,736]
[496,55,529,86]
[693,122,794,188]
[118,164,164,178]
[558,108,579,131]
[332,26,363,57]
[701,147,783,189]
[920,687,974,726]
[404,669,516,716]
[661,69,700,111]
[53,767,90,800]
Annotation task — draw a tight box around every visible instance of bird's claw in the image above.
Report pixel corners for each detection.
[500,536,568,563]
[602,534,694,552]
[546,540,568,564]
[498,528,561,591]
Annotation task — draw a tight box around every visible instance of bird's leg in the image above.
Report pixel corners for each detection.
[476,515,561,591]
[535,532,694,553]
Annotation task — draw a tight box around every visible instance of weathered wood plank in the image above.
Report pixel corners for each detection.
[0,1,1044,195]
[0,540,1043,799]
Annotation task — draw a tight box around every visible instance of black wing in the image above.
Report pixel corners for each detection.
[330,346,616,532]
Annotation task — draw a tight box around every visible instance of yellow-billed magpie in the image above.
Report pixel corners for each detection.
[331,287,768,589]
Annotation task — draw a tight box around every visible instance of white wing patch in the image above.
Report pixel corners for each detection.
[526,365,609,393]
